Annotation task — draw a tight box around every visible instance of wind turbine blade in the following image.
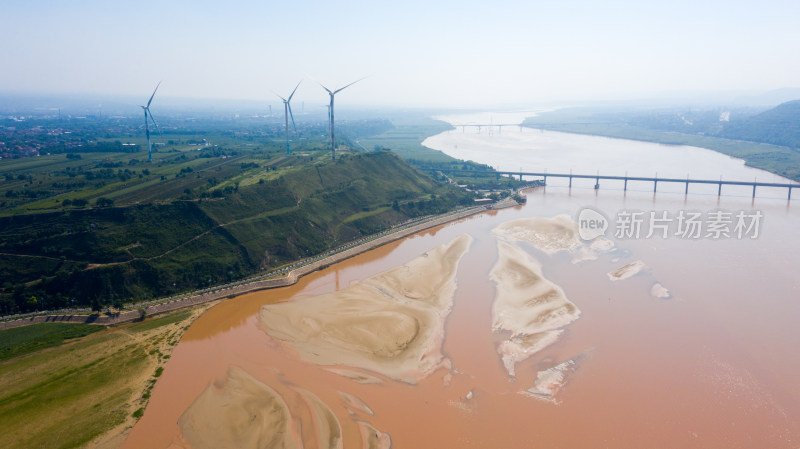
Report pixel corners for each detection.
[287,80,302,102]
[334,77,366,94]
[147,108,159,129]
[273,91,287,102]
[288,103,296,131]
[305,73,332,94]
[147,81,161,108]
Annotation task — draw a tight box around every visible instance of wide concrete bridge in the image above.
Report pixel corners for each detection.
[422,168,799,199]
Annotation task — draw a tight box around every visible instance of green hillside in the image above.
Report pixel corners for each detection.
[0,151,474,314]
[721,100,800,148]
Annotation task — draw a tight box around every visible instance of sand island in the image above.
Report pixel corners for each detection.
[178,368,299,449]
[490,241,581,377]
[492,214,582,254]
[259,234,473,383]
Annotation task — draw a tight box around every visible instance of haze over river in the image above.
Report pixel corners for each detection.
[123,111,800,448]
[427,110,794,195]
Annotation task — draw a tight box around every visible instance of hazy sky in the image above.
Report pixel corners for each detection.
[2,0,799,107]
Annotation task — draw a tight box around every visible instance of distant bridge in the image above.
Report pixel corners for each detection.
[421,168,799,199]
[450,124,523,133]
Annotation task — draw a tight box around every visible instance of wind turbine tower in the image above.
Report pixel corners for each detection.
[325,105,331,140]
[315,78,364,160]
[274,81,302,154]
[140,82,160,162]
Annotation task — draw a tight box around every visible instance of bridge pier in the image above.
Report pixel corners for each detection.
[420,169,796,200]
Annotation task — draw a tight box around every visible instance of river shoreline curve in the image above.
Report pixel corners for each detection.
[0,206,492,331]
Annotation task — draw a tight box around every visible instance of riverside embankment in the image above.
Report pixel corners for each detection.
[0,206,490,331]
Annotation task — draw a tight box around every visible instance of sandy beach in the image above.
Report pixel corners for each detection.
[523,359,576,403]
[259,234,473,382]
[297,388,343,449]
[490,241,581,376]
[177,368,299,449]
[357,421,392,449]
[492,214,581,254]
[607,260,646,280]
[650,282,671,298]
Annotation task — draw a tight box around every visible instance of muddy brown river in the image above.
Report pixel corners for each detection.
[123,114,800,448]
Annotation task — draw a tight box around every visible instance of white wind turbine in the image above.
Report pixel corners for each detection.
[274,81,302,154]
[140,82,160,162]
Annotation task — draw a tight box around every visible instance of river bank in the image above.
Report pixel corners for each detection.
[521,111,800,182]
[119,115,800,448]
[425,111,797,194]
[0,305,214,449]
[0,206,489,331]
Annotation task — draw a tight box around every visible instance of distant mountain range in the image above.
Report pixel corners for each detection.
[721,100,800,148]
[522,99,800,181]
[731,88,800,107]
